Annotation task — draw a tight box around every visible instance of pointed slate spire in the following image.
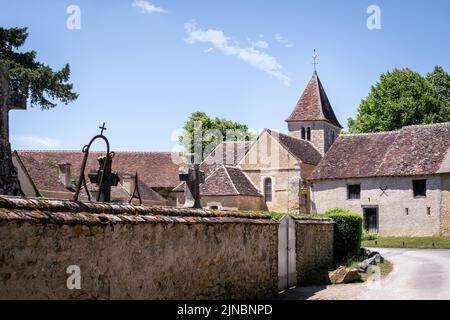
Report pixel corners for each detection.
[286,72,342,128]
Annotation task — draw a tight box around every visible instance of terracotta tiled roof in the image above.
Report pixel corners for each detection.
[173,141,251,192]
[200,166,261,196]
[266,129,323,165]
[309,122,450,180]
[286,72,342,128]
[14,153,68,193]
[15,151,180,188]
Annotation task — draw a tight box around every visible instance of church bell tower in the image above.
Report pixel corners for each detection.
[285,51,342,156]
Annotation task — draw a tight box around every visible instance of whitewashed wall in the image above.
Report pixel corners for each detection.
[311,175,443,236]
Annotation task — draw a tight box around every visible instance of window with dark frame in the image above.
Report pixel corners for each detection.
[301,127,306,140]
[347,184,361,199]
[306,127,311,141]
[413,179,427,198]
[264,178,272,203]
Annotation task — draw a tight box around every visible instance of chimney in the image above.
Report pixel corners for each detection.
[120,173,136,195]
[58,162,72,188]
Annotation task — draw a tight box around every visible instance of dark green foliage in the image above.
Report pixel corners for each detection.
[0,27,78,109]
[426,66,450,109]
[324,208,363,261]
[180,111,255,156]
[348,67,449,133]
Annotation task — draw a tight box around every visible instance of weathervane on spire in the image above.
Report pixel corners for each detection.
[312,49,318,72]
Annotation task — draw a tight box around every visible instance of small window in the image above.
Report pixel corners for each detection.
[210,206,219,210]
[405,208,409,215]
[347,184,361,200]
[413,179,427,198]
[264,178,272,203]
[427,207,431,215]
[306,127,311,141]
[301,127,306,140]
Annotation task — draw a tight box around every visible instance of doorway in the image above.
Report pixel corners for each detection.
[363,206,379,233]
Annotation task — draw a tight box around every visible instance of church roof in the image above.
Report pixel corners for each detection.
[309,122,450,181]
[172,141,252,192]
[15,150,180,188]
[200,166,261,196]
[266,129,323,165]
[286,72,342,128]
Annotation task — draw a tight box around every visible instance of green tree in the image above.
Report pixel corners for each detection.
[348,68,448,133]
[426,65,450,108]
[180,111,255,157]
[0,27,78,109]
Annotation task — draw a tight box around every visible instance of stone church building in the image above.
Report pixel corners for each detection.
[175,71,340,213]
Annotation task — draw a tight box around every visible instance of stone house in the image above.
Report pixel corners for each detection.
[308,123,450,236]
[12,150,180,206]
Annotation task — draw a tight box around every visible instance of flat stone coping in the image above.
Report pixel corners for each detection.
[290,215,335,224]
[0,196,275,225]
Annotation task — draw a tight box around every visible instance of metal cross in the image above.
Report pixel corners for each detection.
[99,122,107,135]
[312,49,318,72]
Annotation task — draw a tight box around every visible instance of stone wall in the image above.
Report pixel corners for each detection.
[287,120,341,156]
[293,217,334,282]
[311,175,442,236]
[0,196,278,300]
[441,173,450,236]
[238,130,304,213]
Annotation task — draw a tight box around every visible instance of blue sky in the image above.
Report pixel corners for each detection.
[1,0,449,152]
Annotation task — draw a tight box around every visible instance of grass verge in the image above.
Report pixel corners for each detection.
[362,237,450,249]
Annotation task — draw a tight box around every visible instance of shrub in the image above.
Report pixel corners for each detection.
[324,208,363,262]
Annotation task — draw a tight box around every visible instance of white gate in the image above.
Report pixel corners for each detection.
[278,216,297,292]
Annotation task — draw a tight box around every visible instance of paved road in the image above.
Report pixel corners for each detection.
[276,248,450,300]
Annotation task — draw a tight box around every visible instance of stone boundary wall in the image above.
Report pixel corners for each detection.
[0,196,278,300]
[292,216,334,283]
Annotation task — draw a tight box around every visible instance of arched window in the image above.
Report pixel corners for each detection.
[301,127,306,140]
[306,127,311,141]
[264,178,272,203]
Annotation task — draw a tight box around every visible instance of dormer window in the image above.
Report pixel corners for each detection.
[306,127,311,141]
[301,127,306,140]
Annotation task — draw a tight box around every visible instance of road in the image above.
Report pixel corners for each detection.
[276,248,450,300]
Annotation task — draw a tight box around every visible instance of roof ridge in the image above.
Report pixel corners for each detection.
[341,122,450,138]
[223,166,239,195]
[401,122,450,129]
[268,129,322,154]
[340,130,399,137]
[16,149,176,154]
[313,73,326,120]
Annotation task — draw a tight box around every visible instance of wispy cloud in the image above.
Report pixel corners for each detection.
[274,33,294,48]
[249,39,269,49]
[132,0,167,14]
[12,136,61,148]
[184,22,290,85]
